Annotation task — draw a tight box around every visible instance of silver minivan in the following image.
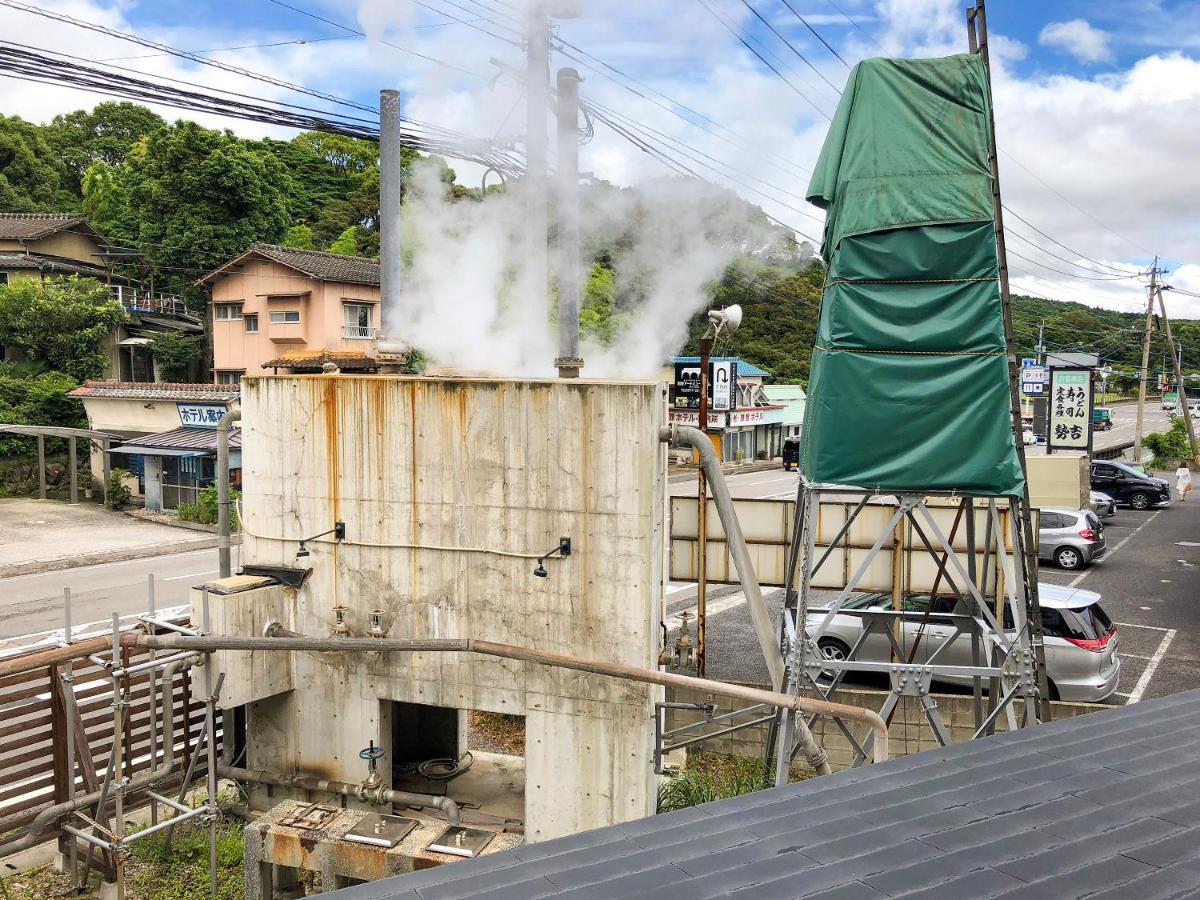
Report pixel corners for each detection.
[806,583,1120,702]
[1038,507,1105,570]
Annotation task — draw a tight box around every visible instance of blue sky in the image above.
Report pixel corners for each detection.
[2,0,1199,315]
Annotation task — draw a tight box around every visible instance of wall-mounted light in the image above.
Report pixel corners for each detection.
[296,520,346,558]
[533,536,572,578]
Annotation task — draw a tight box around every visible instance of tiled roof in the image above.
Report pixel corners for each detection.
[68,381,240,402]
[262,350,378,371]
[199,243,380,286]
[672,356,770,377]
[331,688,1200,899]
[117,426,240,452]
[0,212,90,240]
[0,252,109,278]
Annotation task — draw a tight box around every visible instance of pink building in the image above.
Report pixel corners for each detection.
[199,243,381,382]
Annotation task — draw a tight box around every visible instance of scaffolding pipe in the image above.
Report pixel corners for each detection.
[6,660,181,855]
[217,765,462,824]
[216,409,241,579]
[133,633,882,768]
[379,87,404,342]
[554,66,583,378]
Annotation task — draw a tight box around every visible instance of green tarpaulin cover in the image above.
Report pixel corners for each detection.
[799,54,1025,496]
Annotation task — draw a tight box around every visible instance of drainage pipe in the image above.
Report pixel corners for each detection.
[5,660,181,855]
[660,424,784,689]
[134,633,883,769]
[216,408,241,579]
[217,765,461,824]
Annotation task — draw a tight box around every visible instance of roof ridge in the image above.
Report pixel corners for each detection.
[251,242,378,264]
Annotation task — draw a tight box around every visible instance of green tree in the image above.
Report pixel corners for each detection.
[579,263,626,346]
[1143,419,1193,466]
[282,224,315,249]
[0,370,84,455]
[0,277,126,380]
[46,102,165,191]
[0,114,76,210]
[327,226,358,255]
[82,161,136,245]
[148,331,203,382]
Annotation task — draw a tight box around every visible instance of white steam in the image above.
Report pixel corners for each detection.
[392,160,783,377]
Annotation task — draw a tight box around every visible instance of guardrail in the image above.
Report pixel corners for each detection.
[111,285,189,317]
[1094,441,1134,461]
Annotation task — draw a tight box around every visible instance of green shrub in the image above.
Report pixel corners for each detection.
[105,467,132,509]
[657,752,773,813]
[1143,419,1193,468]
[177,484,239,527]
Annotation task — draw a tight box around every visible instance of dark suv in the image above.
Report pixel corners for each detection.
[1090,460,1171,510]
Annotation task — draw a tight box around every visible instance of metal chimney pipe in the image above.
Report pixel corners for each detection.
[555,67,583,378]
[379,89,403,346]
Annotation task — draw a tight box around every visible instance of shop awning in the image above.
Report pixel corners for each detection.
[107,445,205,457]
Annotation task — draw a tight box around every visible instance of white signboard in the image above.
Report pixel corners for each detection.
[1021,364,1048,395]
[711,361,737,411]
[668,409,724,429]
[177,403,227,429]
[1047,369,1092,452]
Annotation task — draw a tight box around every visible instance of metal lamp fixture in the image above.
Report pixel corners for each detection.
[296,521,346,559]
[533,536,572,577]
[706,304,743,339]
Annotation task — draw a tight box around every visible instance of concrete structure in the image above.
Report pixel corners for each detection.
[0,213,201,381]
[201,374,668,845]
[1026,452,1091,512]
[199,244,381,383]
[665,357,786,463]
[69,381,240,505]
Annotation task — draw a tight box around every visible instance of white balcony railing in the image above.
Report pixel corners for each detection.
[343,324,376,340]
[111,285,189,317]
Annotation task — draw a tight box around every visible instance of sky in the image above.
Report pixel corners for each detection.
[2,0,1200,321]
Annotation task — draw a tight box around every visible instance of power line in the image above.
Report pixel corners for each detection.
[821,0,880,49]
[1002,205,1130,274]
[1004,227,1137,280]
[1006,248,1140,282]
[694,0,833,121]
[734,0,843,94]
[777,0,850,68]
[97,37,340,63]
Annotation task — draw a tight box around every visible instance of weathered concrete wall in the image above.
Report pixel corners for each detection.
[666,683,1105,770]
[212,374,668,841]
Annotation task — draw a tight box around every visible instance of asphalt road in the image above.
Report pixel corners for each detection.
[665,466,1200,706]
[0,546,219,640]
[1026,400,1171,456]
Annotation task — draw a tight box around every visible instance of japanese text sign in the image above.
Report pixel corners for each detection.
[1046,369,1092,453]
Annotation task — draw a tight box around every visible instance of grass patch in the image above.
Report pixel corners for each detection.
[468,711,525,755]
[657,751,813,813]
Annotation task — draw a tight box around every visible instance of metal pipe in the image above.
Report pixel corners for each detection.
[216,409,241,579]
[113,650,200,679]
[135,633,885,767]
[147,575,158,830]
[379,88,403,344]
[61,824,113,852]
[202,589,218,900]
[63,587,77,886]
[554,66,583,378]
[8,660,181,856]
[124,805,208,844]
[661,424,784,690]
[217,765,462,824]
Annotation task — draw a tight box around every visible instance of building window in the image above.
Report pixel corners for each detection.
[269,310,300,324]
[343,302,374,339]
[215,303,243,320]
[216,371,243,385]
[244,314,259,333]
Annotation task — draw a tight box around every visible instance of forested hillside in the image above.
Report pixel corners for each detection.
[1,101,1195,387]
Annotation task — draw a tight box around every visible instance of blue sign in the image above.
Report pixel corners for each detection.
[177,403,227,429]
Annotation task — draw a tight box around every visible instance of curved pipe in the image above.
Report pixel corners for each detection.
[217,408,241,579]
[6,661,180,855]
[218,765,460,824]
[134,633,885,769]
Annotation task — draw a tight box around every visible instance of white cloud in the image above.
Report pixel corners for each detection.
[1039,19,1113,64]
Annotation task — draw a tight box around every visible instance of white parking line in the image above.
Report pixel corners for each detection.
[672,593,747,621]
[1125,628,1177,704]
[163,569,220,582]
[1068,511,1162,587]
[666,583,694,595]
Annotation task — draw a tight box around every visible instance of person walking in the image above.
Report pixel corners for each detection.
[1177,463,1193,502]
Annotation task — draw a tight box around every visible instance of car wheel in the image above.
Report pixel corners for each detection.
[1054,546,1083,570]
[816,638,851,680]
[1129,492,1150,510]
[1047,680,1060,702]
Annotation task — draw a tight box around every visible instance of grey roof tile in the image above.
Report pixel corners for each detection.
[1121,826,1200,868]
[560,864,686,899]
[1084,860,1200,900]
[995,817,1183,882]
[994,852,1158,898]
[887,866,1027,899]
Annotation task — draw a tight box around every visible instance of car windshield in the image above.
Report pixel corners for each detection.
[1110,462,1143,479]
[1042,604,1113,641]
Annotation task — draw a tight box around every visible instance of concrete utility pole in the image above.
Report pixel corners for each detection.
[1157,285,1200,464]
[379,89,403,343]
[555,67,583,378]
[1134,260,1161,464]
[525,6,550,343]
[695,337,713,676]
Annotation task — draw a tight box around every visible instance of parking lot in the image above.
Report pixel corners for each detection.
[667,467,1200,706]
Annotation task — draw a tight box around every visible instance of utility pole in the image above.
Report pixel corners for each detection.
[1157,284,1200,464]
[1134,260,1161,464]
[379,89,403,344]
[695,338,712,677]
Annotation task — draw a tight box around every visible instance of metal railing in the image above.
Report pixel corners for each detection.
[111,286,188,317]
[342,324,376,339]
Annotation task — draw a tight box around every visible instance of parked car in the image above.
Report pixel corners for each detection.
[806,583,1120,702]
[782,436,800,471]
[1090,460,1172,510]
[1038,507,1106,570]
[1022,427,1037,446]
[1089,490,1117,519]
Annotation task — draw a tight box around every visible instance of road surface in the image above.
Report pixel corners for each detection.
[0,546,219,640]
[1026,401,1171,456]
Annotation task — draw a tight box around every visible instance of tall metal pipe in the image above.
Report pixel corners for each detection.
[525,6,550,356]
[134,633,879,769]
[379,88,403,344]
[554,67,583,378]
[216,408,241,579]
